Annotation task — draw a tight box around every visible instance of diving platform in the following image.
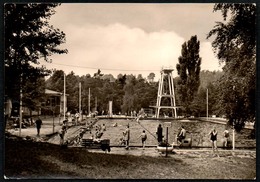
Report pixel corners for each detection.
[152,67,178,119]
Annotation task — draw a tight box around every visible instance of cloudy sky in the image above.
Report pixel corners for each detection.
[42,3,224,80]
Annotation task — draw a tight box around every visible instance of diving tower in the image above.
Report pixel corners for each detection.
[151,67,178,118]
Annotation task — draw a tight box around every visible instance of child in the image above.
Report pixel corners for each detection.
[138,130,147,149]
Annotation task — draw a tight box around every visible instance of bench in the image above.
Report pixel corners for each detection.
[81,138,110,152]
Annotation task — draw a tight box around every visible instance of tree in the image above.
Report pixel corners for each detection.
[23,76,46,116]
[207,3,256,131]
[147,72,155,83]
[93,69,104,79]
[4,3,67,112]
[121,78,136,114]
[176,35,201,116]
[45,70,65,92]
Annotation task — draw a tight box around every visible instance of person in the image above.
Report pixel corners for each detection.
[89,131,94,140]
[223,127,230,147]
[124,124,130,149]
[95,128,100,139]
[119,131,127,146]
[156,124,163,144]
[136,108,145,123]
[177,126,186,145]
[138,130,147,149]
[35,116,42,136]
[101,123,106,133]
[63,117,68,129]
[59,124,67,145]
[209,127,219,157]
[75,112,79,125]
[113,122,118,127]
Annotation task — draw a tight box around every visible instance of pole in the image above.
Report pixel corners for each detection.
[206,88,208,120]
[53,110,55,133]
[19,73,23,137]
[88,88,90,115]
[233,122,235,150]
[79,82,81,120]
[166,127,168,157]
[64,73,66,121]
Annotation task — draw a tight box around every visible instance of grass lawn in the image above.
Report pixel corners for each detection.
[5,136,256,179]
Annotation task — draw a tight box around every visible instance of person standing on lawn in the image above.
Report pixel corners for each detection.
[35,116,42,136]
[209,126,220,157]
[125,124,130,149]
[156,124,163,144]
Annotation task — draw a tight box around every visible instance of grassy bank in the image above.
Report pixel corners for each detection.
[4,137,255,179]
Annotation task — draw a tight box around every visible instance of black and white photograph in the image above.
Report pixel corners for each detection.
[3,3,256,179]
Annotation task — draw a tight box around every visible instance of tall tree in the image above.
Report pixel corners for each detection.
[207,3,256,131]
[4,3,67,110]
[176,35,201,115]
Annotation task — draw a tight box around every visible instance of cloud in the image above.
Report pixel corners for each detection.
[47,23,185,79]
[41,3,224,80]
[44,22,222,81]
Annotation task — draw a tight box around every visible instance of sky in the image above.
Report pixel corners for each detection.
[40,3,224,81]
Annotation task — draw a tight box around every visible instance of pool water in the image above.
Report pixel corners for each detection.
[95,119,255,148]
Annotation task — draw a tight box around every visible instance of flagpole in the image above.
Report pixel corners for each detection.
[64,73,66,121]
[88,88,90,115]
[79,82,81,120]
[206,88,208,120]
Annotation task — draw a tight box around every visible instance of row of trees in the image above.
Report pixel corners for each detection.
[45,69,222,118]
[45,70,158,115]
[4,3,256,132]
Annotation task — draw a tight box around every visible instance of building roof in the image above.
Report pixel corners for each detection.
[45,89,63,96]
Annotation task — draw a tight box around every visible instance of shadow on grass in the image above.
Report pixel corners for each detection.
[5,137,184,178]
